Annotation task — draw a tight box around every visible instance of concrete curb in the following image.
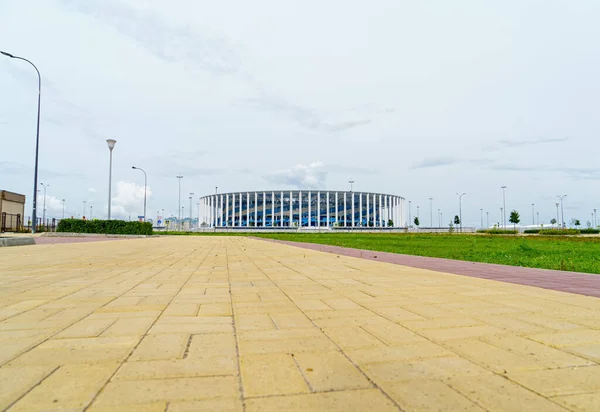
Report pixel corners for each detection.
[0,237,36,247]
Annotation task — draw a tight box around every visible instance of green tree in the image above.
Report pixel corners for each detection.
[413,217,420,227]
[550,218,557,226]
[575,219,581,228]
[509,210,520,230]
[454,215,460,225]
[387,219,393,227]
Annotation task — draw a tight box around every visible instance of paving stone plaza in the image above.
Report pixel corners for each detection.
[1,237,600,411]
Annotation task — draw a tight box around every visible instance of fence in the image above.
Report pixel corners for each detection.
[1,212,22,232]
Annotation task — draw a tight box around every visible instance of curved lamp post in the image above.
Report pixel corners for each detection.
[40,183,49,225]
[456,192,466,232]
[557,195,567,228]
[2,51,42,233]
[132,166,147,221]
[106,139,117,219]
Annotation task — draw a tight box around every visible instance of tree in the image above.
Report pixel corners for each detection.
[509,210,520,230]
[387,219,393,227]
[454,215,460,225]
[550,218,557,226]
[575,219,581,228]
[413,217,420,227]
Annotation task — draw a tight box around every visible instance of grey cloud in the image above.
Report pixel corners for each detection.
[327,164,378,175]
[489,137,569,150]
[410,157,463,170]
[265,162,327,189]
[0,161,80,179]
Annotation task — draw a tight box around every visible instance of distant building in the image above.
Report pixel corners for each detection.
[0,190,26,232]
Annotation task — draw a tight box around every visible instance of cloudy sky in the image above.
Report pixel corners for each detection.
[1,0,599,227]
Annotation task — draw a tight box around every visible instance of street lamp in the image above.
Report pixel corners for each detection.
[531,203,535,226]
[408,200,412,228]
[90,205,93,219]
[456,192,465,232]
[40,183,49,225]
[83,200,87,218]
[486,211,489,228]
[349,180,355,192]
[555,202,560,228]
[106,139,117,219]
[132,166,147,221]
[438,208,441,227]
[176,175,183,230]
[501,186,507,228]
[61,198,65,219]
[557,195,567,228]
[2,51,42,234]
[594,208,597,228]
[480,208,483,229]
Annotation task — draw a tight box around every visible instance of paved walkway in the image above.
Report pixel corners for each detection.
[1,237,599,411]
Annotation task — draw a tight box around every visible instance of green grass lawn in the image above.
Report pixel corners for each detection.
[250,233,600,274]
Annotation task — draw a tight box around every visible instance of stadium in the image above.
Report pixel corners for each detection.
[198,190,405,228]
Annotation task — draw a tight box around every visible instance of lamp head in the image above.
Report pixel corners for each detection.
[106,139,117,150]
[1,51,15,58]
[132,166,137,170]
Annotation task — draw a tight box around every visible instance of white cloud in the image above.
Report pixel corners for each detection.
[88,187,97,193]
[109,181,152,219]
[268,162,327,189]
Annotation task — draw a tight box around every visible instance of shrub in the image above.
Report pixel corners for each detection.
[538,229,580,236]
[524,229,541,234]
[580,228,600,234]
[57,219,153,235]
[476,229,518,235]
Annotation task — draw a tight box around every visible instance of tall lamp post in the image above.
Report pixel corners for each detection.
[408,200,412,228]
[531,203,535,226]
[83,200,87,218]
[348,180,355,192]
[40,183,49,225]
[500,186,507,228]
[480,208,483,229]
[456,192,465,232]
[176,175,183,230]
[189,193,194,229]
[557,195,567,228]
[61,198,66,219]
[2,51,42,234]
[486,211,489,228]
[106,139,117,219]
[90,205,93,220]
[594,208,597,228]
[555,203,560,228]
[132,166,147,221]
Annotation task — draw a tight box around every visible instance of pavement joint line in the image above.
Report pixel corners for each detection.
[3,365,60,411]
[81,244,216,412]
[291,354,315,393]
[225,238,247,412]
[358,325,390,346]
[231,239,404,412]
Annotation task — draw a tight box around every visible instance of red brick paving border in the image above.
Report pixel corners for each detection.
[258,238,600,298]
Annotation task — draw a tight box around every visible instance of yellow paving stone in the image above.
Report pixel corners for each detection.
[245,388,398,411]
[198,303,232,316]
[419,325,507,341]
[381,380,485,411]
[186,333,237,359]
[361,320,427,345]
[372,306,427,321]
[93,376,239,406]
[238,328,324,341]
[10,363,119,411]
[403,317,484,330]
[162,303,199,316]
[239,335,338,355]
[270,313,314,329]
[528,329,600,347]
[167,398,243,412]
[364,356,490,382]
[9,336,138,365]
[480,335,594,368]
[553,392,600,411]
[54,318,116,338]
[100,317,155,336]
[347,341,454,365]
[115,357,237,380]
[564,343,600,362]
[447,374,568,411]
[508,366,600,396]
[0,365,57,410]
[292,351,371,391]
[87,402,167,412]
[509,313,585,331]
[241,353,310,397]
[129,333,188,361]
[321,326,386,349]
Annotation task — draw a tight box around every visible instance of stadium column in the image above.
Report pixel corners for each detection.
[359,193,363,227]
[280,191,284,227]
[326,191,330,227]
[317,191,320,227]
[254,192,258,227]
[373,194,377,227]
[289,191,293,227]
[351,192,355,227]
[246,192,250,227]
[299,191,302,227]
[271,191,275,227]
[335,192,338,225]
[219,194,223,226]
[262,192,266,227]
[344,192,347,227]
[308,191,312,227]
[379,194,383,227]
[225,194,229,227]
[366,193,370,227]
[238,193,242,227]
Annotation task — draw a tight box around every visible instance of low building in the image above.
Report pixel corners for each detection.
[0,190,26,232]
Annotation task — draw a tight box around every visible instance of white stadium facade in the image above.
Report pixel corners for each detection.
[198,190,406,228]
